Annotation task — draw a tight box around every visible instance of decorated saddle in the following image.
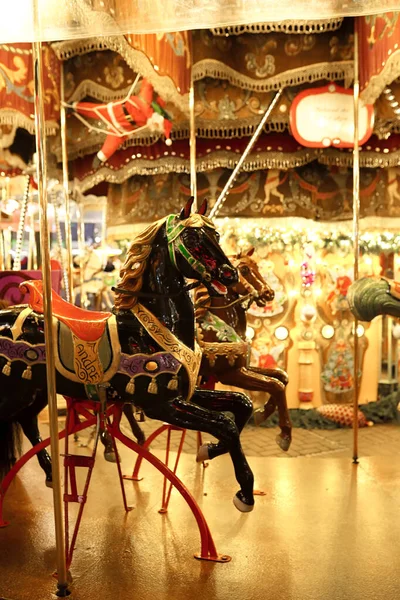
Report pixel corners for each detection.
[21,280,121,386]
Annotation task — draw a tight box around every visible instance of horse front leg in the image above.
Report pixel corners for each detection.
[140,393,254,512]
[189,388,252,463]
[219,367,292,452]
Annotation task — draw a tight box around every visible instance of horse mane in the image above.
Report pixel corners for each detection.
[114,216,167,311]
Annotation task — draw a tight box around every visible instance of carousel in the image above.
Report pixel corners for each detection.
[2,3,400,600]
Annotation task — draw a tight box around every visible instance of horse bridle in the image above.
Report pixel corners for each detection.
[113,214,221,299]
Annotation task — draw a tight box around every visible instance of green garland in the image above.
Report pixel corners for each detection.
[223,227,400,255]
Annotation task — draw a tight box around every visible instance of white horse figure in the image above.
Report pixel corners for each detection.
[73,247,119,310]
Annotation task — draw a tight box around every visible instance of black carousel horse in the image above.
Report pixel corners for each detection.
[0,198,255,512]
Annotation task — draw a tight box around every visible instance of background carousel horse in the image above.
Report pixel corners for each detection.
[0,198,256,512]
[347,276,400,321]
[73,247,118,311]
[195,247,292,454]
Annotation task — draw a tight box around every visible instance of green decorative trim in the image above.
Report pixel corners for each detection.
[166,214,210,279]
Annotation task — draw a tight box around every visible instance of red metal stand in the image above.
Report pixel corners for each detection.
[127,424,208,513]
[0,398,230,566]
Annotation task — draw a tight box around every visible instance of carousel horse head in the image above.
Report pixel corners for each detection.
[231,248,274,307]
[173,197,237,295]
[114,197,237,311]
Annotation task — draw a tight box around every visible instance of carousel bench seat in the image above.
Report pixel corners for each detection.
[20,279,112,342]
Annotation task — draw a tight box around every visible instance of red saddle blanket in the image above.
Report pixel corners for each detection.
[20,280,112,342]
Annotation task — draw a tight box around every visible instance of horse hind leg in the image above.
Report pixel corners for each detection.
[100,430,118,463]
[123,404,146,445]
[141,394,254,513]
[17,414,53,487]
[220,367,292,452]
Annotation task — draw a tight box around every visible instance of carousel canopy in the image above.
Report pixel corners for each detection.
[2,1,400,43]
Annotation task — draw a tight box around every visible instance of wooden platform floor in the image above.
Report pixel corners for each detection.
[1,440,400,600]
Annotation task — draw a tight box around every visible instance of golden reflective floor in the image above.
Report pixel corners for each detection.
[1,441,400,600]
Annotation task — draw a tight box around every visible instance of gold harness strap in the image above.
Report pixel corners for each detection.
[131,302,202,400]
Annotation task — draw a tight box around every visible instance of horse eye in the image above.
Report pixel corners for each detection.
[241,266,250,275]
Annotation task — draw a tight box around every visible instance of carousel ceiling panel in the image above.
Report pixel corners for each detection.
[192,21,354,91]
[359,13,400,105]
[106,162,400,229]
[3,1,400,43]
[0,43,60,135]
[53,78,291,161]
[71,135,319,191]
[52,33,190,113]
[72,132,400,190]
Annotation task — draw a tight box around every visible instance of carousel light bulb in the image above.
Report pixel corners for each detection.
[275,326,289,341]
[246,326,255,341]
[321,325,335,339]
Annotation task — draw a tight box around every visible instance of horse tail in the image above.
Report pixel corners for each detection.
[0,419,22,480]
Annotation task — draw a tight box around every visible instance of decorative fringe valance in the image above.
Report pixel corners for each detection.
[0,111,58,136]
[52,35,189,115]
[210,18,344,36]
[192,60,354,91]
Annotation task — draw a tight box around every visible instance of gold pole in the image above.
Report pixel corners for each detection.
[209,89,283,219]
[352,24,360,465]
[60,66,74,303]
[32,38,69,594]
[189,65,197,207]
[76,199,87,308]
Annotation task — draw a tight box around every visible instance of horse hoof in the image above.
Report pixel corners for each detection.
[253,409,266,426]
[196,444,210,463]
[45,478,53,489]
[104,451,118,463]
[276,434,291,452]
[233,492,254,513]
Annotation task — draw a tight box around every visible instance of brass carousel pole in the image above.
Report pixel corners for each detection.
[32,2,69,593]
[352,23,360,465]
[209,89,283,219]
[189,36,197,207]
[60,66,74,303]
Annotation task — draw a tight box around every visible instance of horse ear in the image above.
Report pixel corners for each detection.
[247,247,255,257]
[197,198,208,215]
[179,196,194,220]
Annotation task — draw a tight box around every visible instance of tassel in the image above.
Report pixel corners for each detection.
[126,378,135,395]
[2,361,11,376]
[22,365,32,380]
[167,374,179,391]
[147,378,158,394]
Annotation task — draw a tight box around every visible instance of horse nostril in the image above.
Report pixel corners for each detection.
[219,264,235,280]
